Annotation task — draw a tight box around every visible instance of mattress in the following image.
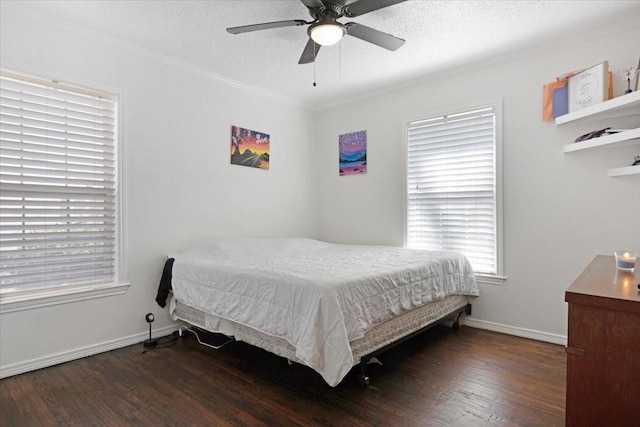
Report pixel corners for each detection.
[166,238,479,386]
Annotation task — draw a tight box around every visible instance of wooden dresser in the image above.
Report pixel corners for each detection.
[565,255,640,427]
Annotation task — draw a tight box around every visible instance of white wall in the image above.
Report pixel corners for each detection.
[1,2,639,377]
[314,20,640,341]
[0,4,317,375]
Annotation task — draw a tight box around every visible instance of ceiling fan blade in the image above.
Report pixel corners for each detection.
[345,0,408,17]
[299,0,325,8]
[227,20,308,34]
[298,38,322,64]
[345,23,405,51]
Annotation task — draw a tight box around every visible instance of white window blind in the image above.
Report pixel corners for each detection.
[0,70,118,295]
[406,105,498,275]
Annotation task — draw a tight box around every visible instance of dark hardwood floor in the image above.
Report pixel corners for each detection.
[0,326,566,426]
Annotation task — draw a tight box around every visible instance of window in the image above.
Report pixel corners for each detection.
[0,70,126,310]
[405,102,503,281]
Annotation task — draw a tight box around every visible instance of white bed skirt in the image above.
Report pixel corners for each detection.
[171,294,470,380]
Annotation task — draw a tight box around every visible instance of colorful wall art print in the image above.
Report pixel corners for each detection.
[230,125,270,170]
[339,130,367,176]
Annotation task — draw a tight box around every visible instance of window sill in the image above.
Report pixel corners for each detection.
[0,282,130,314]
[475,273,506,286]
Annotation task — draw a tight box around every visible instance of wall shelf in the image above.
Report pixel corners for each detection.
[555,91,640,125]
[562,128,640,153]
[557,91,640,177]
[607,165,640,177]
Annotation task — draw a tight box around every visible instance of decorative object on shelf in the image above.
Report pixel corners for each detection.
[542,66,613,121]
[339,130,367,176]
[573,127,631,142]
[621,65,638,94]
[543,80,567,121]
[574,127,611,142]
[552,84,568,118]
[230,125,270,170]
[568,61,609,113]
[636,56,640,91]
[614,251,636,271]
[632,155,640,166]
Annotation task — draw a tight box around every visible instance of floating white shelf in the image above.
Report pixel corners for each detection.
[555,91,640,125]
[562,128,640,153]
[607,165,640,177]
[556,91,640,177]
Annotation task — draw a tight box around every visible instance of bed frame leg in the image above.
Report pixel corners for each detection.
[452,304,472,330]
[356,304,473,385]
[452,311,462,330]
[358,361,370,386]
[357,357,382,386]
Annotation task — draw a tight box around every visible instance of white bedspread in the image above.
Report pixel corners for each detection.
[170,238,478,386]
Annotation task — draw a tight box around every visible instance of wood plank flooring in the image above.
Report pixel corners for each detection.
[0,326,566,426]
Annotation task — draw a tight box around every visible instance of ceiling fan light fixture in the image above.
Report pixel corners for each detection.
[308,21,345,46]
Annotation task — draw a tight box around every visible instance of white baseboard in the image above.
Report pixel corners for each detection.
[463,317,567,346]
[1,319,567,379]
[0,324,180,379]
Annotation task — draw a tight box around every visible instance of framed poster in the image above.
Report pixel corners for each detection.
[230,125,270,170]
[568,61,608,112]
[339,130,367,176]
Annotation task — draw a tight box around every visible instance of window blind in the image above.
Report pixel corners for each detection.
[407,106,497,275]
[0,70,118,294]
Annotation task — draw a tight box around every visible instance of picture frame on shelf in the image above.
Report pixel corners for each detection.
[568,61,609,112]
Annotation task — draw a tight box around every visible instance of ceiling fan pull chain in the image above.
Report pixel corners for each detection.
[313,43,317,87]
[339,42,342,78]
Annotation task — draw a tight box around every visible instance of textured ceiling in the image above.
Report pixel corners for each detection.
[5,0,640,109]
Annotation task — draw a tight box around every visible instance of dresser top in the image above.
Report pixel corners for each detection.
[565,255,640,313]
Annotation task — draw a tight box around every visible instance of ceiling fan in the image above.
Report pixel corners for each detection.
[226,0,408,64]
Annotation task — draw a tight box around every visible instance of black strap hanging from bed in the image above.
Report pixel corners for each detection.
[155,258,175,308]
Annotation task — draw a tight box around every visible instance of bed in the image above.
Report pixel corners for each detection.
[155,238,479,386]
